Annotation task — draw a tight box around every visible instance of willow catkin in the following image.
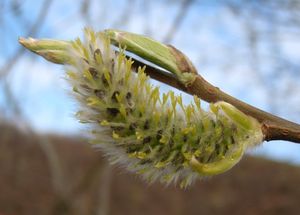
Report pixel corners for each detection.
[65,29,263,188]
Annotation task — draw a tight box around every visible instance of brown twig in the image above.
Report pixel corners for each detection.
[17,25,300,144]
[131,59,300,144]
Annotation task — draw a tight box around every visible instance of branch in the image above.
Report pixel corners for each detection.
[18,30,300,144]
[132,59,300,144]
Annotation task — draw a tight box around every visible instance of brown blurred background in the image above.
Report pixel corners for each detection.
[1,0,300,214]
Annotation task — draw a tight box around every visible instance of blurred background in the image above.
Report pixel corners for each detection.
[1,0,300,214]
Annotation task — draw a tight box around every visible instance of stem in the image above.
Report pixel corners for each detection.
[132,60,300,144]
[18,36,300,144]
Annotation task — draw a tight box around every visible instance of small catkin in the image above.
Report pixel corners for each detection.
[66,29,263,188]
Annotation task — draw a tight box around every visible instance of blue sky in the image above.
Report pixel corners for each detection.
[1,0,300,165]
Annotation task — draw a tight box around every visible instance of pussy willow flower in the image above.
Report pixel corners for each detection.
[20,29,263,188]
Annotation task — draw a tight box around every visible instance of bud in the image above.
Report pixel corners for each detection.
[18,37,71,64]
[104,29,197,85]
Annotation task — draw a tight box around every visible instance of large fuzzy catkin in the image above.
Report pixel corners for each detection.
[66,29,263,188]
